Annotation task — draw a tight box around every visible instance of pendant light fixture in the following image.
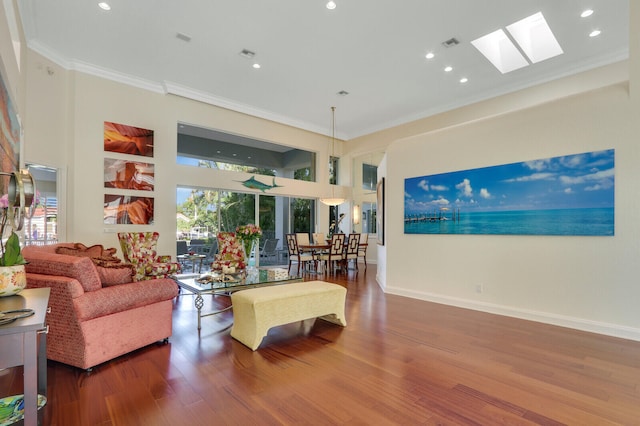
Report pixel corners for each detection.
[320,106,346,207]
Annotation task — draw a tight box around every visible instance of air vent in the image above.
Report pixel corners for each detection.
[337,90,349,96]
[176,32,192,42]
[442,37,460,48]
[239,49,256,59]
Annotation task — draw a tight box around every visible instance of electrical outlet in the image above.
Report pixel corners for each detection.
[475,284,484,294]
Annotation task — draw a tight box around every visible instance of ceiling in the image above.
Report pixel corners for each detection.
[17,0,629,140]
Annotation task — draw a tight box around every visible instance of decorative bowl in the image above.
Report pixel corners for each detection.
[0,265,27,297]
[0,394,47,425]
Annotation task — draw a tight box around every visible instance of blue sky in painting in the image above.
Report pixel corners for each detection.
[404,150,614,215]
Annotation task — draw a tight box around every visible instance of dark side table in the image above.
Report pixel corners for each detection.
[0,287,50,426]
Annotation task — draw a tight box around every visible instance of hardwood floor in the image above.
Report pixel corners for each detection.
[2,265,640,425]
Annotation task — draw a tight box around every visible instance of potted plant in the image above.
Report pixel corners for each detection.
[0,194,28,296]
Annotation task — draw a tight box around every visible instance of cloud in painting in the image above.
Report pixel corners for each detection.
[456,179,473,197]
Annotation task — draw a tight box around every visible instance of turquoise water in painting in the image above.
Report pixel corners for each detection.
[404,208,614,236]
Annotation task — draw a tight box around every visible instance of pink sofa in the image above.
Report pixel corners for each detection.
[23,243,179,370]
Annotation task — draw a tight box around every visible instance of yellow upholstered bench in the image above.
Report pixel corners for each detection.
[230,280,347,350]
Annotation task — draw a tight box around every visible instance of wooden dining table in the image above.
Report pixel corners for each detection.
[297,243,331,273]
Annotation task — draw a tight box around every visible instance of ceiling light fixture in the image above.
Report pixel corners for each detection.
[326,1,337,10]
[581,9,594,18]
[444,66,453,72]
[460,77,468,83]
[589,29,601,38]
[98,2,111,11]
[252,63,261,69]
[425,52,435,59]
[320,106,345,207]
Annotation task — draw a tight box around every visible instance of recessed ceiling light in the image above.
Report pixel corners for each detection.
[253,63,261,69]
[581,9,594,18]
[326,1,337,10]
[98,2,111,11]
[589,29,601,38]
[460,77,468,84]
[425,52,435,59]
[444,66,453,72]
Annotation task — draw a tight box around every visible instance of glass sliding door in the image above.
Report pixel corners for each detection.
[177,187,315,267]
[218,190,256,233]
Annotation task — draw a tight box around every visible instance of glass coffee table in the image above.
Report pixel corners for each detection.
[173,269,302,329]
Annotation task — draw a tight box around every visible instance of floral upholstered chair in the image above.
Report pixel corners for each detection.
[210,232,246,272]
[117,232,181,281]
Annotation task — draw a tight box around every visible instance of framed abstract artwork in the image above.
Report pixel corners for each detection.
[104,194,154,225]
[0,68,20,188]
[104,121,154,157]
[104,158,154,191]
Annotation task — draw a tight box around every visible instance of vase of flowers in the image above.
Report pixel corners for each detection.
[0,195,28,296]
[236,224,262,267]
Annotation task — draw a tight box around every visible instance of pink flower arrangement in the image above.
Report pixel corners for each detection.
[236,224,262,262]
[235,224,262,242]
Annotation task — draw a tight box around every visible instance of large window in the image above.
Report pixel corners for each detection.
[178,187,315,264]
[362,163,378,191]
[362,202,377,235]
[25,164,59,246]
[177,124,316,182]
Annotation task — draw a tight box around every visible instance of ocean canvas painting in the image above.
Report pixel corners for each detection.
[404,149,614,236]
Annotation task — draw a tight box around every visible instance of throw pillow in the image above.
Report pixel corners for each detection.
[56,243,123,265]
[97,265,133,287]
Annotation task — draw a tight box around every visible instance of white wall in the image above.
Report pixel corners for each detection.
[21,55,350,256]
[384,83,640,340]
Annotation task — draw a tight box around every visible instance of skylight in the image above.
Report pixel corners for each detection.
[471,29,529,74]
[506,12,563,64]
[471,12,563,74]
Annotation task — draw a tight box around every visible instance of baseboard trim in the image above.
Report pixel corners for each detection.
[385,286,640,342]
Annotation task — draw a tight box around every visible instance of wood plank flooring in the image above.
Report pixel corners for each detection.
[2,265,640,425]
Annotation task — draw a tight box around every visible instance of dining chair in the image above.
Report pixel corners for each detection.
[285,233,316,274]
[358,233,369,268]
[312,232,326,244]
[343,233,361,271]
[295,232,311,254]
[312,232,328,257]
[317,233,345,274]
